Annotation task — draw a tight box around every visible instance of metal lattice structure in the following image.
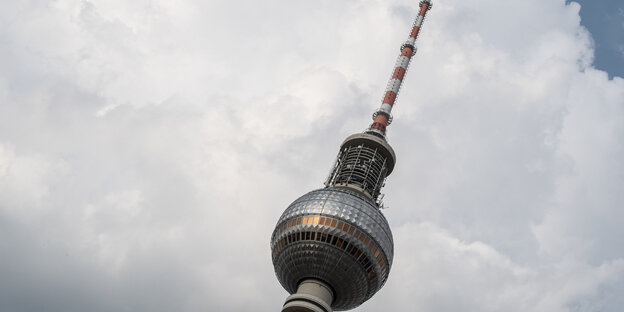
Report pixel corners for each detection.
[271,2,433,311]
[325,134,396,201]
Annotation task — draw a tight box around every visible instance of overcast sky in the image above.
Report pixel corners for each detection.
[1,0,623,311]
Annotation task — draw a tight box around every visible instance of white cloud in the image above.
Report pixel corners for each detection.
[362,222,624,312]
[0,0,623,311]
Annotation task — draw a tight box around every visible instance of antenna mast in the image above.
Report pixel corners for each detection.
[369,0,433,136]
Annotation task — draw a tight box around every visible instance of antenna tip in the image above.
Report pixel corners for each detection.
[419,0,433,10]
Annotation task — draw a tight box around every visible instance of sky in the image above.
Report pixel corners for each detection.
[0,0,623,312]
[568,0,624,78]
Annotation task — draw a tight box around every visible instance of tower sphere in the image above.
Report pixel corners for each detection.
[271,133,396,311]
[270,187,394,310]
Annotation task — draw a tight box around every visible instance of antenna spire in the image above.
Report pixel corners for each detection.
[368,0,433,136]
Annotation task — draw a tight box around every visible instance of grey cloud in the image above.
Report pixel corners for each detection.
[0,0,623,311]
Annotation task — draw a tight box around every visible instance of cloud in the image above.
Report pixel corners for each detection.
[363,222,624,312]
[0,0,623,311]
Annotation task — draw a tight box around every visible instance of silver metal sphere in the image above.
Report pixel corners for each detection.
[270,187,394,310]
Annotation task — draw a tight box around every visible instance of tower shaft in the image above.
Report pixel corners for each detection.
[369,0,433,136]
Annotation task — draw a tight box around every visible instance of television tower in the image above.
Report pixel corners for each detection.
[270,1,433,311]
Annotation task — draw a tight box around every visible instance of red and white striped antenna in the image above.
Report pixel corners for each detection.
[368,0,433,137]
